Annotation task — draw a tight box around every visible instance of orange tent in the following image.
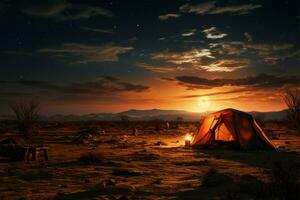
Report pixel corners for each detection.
[191,109,275,149]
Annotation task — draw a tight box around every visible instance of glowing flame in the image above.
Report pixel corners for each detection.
[185,134,192,141]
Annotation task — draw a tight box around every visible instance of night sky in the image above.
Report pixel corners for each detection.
[0,0,299,114]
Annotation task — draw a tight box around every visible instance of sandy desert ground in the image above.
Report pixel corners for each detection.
[0,121,299,200]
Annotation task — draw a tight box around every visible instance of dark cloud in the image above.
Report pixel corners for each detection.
[138,63,180,73]
[18,76,149,94]
[0,77,149,103]
[208,41,297,65]
[17,0,114,19]
[39,43,133,64]
[80,27,114,34]
[180,1,262,15]
[174,74,300,90]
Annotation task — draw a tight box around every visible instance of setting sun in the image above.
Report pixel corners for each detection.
[197,96,211,110]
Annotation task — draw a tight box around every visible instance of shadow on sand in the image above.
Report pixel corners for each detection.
[193,148,299,169]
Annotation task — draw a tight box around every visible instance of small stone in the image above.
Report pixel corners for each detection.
[152,179,161,184]
[262,169,270,174]
[59,184,67,188]
[103,179,116,188]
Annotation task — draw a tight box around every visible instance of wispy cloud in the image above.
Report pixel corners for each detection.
[158,13,181,20]
[181,29,197,37]
[0,76,150,103]
[180,88,250,99]
[138,63,181,73]
[200,59,249,72]
[81,27,114,34]
[209,41,245,55]
[180,1,215,15]
[202,27,227,39]
[152,49,214,65]
[180,1,262,15]
[39,43,133,64]
[19,1,114,20]
[150,48,246,72]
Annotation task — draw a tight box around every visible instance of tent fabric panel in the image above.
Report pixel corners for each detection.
[235,114,255,148]
[215,123,234,141]
[235,114,266,149]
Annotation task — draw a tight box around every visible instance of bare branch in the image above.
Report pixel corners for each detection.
[9,99,40,138]
[283,89,300,133]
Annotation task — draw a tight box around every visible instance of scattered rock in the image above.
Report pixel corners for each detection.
[262,169,270,174]
[112,168,144,176]
[59,184,67,188]
[154,141,167,146]
[152,179,161,184]
[102,179,116,188]
[200,159,209,165]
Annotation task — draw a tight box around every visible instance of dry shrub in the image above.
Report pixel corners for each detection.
[78,152,104,165]
[269,159,300,200]
[10,100,40,139]
[283,89,300,133]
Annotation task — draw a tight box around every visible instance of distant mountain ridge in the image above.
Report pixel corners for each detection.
[45,109,288,121]
[1,108,287,121]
